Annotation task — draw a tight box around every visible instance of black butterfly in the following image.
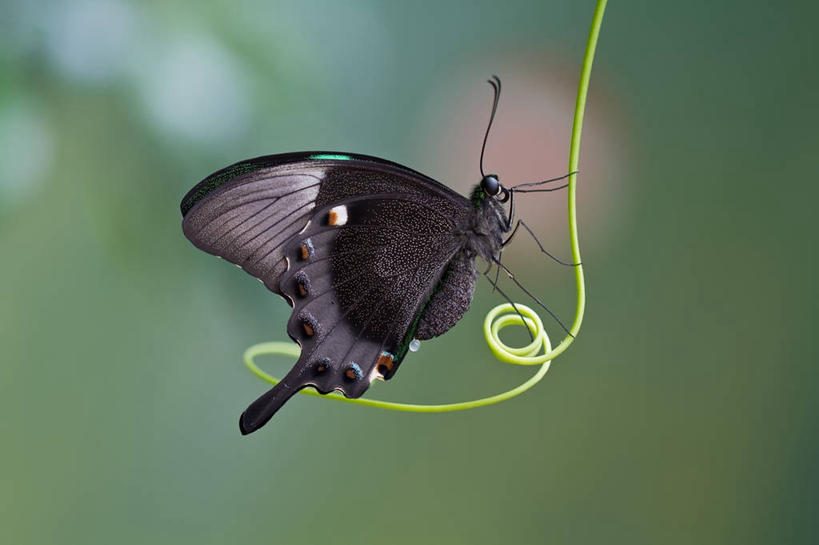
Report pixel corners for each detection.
[180,76,571,434]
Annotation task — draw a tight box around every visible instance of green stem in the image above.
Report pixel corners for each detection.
[534,0,607,361]
[483,0,606,365]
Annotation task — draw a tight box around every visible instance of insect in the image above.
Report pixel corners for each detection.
[180,76,572,434]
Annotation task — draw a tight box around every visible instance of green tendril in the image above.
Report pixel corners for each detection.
[486,0,606,365]
[245,304,551,412]
[244,0,607,411]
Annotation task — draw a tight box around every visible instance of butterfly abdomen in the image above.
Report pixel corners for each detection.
[410,199,506,341]
[415,253,477,340]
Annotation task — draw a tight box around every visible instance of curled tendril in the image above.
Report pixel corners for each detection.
[243,0,607,412]
[244,303,551,412]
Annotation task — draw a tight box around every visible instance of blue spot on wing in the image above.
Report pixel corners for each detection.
[309,154,352,161]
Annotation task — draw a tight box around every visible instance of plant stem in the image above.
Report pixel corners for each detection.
[535,0,607,362]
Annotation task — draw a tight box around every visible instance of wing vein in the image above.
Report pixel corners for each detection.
[192,183,319,239]
[245,210,316,268]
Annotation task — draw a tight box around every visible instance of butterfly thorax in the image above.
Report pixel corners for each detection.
[462,185,508,263]
[412,192,507,342]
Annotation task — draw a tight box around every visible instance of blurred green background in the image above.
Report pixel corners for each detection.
[2,1,817,543]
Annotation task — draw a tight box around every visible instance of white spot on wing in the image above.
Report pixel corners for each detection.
[329,205,348,226]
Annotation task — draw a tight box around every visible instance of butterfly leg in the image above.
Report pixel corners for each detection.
[492,259,574,338]
[502,219,581,267]
[483,272,535,341]
[491,257,502,294]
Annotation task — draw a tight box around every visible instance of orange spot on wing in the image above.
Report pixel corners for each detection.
[376,353,394,376]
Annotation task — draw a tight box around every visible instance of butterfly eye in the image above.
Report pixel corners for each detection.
[480,175,500,196]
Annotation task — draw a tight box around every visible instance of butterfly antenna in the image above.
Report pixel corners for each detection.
[483,272,535,341]
[492,258,575,338]
[480,75,502,178]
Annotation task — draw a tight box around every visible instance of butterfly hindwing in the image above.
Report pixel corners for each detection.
[238,195,470,433]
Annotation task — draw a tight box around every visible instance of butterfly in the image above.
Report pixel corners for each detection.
[180,76,572,434]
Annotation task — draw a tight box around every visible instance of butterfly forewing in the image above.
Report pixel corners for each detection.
[182,170,322,294]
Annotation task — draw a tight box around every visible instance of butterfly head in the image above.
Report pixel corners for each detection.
[467,174,513,262]
[480,174,501,196]
[474,174,510,204]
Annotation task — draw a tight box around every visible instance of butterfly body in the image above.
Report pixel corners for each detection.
[181,152,511,433]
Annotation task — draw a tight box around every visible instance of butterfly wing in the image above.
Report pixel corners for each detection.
[180,153,476,433]
[181,152,465,295]
[181,160,322,295]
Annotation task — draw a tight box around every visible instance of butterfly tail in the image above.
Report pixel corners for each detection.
[239,370,304,435]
